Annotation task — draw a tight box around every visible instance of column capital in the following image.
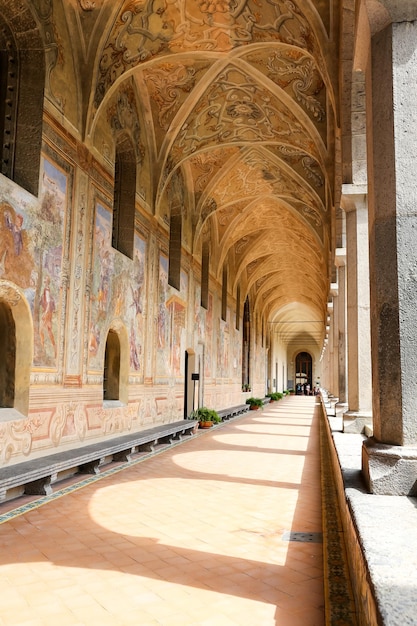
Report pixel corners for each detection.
[335,248,346,267]
[366,0,417,35]
[341,185,368,213]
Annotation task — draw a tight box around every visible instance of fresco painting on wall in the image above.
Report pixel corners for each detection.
[88,202,146,375]
[157,255,188,378]
[0,159,67,368]
[35,161,67,366]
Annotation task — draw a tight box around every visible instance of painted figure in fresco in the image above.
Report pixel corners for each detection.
[98,248,111,313]
[39,275,57,358]
[130,286,142,317]
[130,322,140,370]
[88,323,100,356]
[4,210,24,255]
[24,271,38,315]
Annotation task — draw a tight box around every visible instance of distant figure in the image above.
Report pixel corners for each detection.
[306,383,311,396]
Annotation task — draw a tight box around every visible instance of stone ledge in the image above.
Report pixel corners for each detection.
[323,401,417,625]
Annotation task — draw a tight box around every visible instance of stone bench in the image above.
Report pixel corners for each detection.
[0,419,198,502]
[217,404,250,420]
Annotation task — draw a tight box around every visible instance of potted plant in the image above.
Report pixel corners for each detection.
[242,383,251,392]
[266,392,283,402]
[192,407,221,428]
[245,397,264,411]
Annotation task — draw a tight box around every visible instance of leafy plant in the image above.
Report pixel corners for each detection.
[189,407,221,423]
[267,392,283,401]
[245,397,264,408]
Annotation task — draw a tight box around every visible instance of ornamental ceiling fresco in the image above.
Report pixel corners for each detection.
[36,0,340,350]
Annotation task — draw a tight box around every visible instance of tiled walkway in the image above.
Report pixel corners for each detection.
[0,396,324,626]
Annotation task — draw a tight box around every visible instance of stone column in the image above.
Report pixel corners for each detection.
[335,249,347,407]
[363,13,417,494]
[329,285,338,398]
[342,188,372,433]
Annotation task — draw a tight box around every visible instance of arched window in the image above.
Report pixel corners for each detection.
[201,241,209,309]
[221,265,227,321]
[242,297,250,388]
[235,285,240,331]
[0,300,15,408]
[0,5,44,195]
[112,135,136,259]
[168,206,182,290]
[103,330,121,402]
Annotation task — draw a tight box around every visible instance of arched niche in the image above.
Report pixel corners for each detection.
[103,321,129,406]
[0,281,33,418]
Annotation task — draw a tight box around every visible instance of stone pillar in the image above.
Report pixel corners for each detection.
[342,188,372,433]
[329,285,338,398]
[335,249,347,407]
[363,14,417,494]
[325,299,334,395]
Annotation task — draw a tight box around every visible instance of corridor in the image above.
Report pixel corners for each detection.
[0,397,325,626]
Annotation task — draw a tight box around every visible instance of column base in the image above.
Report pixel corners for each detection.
[362,437,417,495]
[336,402,348,410]
[343,410,373,435]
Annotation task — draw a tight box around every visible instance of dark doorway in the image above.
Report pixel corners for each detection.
[103,330,121,401]
[295,352,312,395]
[0,300,15,407]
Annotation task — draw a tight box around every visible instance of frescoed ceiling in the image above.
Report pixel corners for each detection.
[40,0,341,352]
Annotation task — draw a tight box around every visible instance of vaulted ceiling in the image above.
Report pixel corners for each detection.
[35,0,342,351]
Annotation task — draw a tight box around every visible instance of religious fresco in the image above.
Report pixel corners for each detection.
[157,254,188,378]
[0,159,67,368]
[88,202,146,375]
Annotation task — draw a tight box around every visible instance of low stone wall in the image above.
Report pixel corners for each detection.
[320,401,379,626]
[321,396,417,625]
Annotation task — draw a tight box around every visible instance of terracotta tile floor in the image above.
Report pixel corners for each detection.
[0,396,324,625]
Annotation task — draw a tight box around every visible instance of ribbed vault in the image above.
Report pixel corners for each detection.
[46,0,340,353]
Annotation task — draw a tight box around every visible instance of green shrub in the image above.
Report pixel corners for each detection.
[267,392,283,401]
[245,397,264,408]
[191,407,221,423]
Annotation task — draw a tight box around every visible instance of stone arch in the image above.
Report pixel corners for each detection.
[0,2,45,196]
[0,281,33,418]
